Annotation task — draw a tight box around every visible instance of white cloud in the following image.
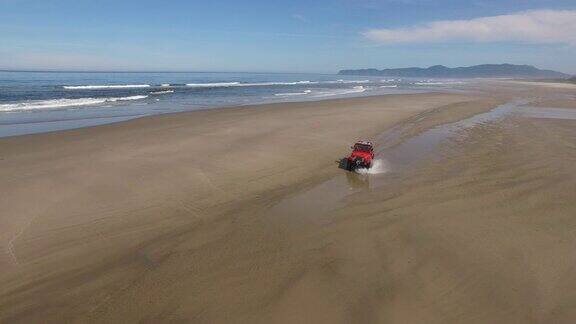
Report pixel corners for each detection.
[363,9,576,45]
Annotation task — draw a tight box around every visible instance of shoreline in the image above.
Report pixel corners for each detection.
[0,91,440,139]
[0,91,434,139]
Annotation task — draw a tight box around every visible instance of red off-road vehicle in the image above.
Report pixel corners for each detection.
[342,141,374,171]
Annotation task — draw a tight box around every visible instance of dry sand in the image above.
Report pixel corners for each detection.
[1,87,575,323]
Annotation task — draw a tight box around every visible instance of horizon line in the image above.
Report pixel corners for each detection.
[0,69,337,75]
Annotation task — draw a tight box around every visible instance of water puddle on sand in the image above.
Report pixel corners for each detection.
[519,107,576,120]
[374,100,523,169]
[270,101,575,217]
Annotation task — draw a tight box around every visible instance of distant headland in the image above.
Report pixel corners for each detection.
[338,64,569,79]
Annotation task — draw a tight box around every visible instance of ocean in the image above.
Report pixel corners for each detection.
[0,71,466,137]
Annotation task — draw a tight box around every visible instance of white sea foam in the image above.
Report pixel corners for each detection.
[245,81,318,86]
[313,86,366,98]
[64,80,372,90]
[274,90,312,96]
[150,90,174,94]
[380,85,398,88]
[0,95,148,112]
[186,82,241,87]
[63,84,151,90]
[326,80,370,84]
[355,159,388,175]
[186,81,319,88]
[414,81,465,85]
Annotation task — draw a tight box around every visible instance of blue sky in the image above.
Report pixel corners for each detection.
[1,0,575,73]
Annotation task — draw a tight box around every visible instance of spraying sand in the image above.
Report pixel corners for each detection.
[355,159,389,175]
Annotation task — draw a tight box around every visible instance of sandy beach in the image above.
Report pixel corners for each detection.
[1,84,576,323]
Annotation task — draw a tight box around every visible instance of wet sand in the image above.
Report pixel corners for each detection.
[504,80,576,89]
[1,87,576,323]
[328,98,576,323]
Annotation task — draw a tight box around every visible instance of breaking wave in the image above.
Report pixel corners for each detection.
[186,82,241,87]
[150,90,174,95]
[0,95,148,112]
[274,90,312,96]
[245,81,318,86]
[63,84,151,90]
[186,81,319,88]
[313,86,366,97]
[326,80,370,84]
[413,81,465,85]
[62,80,378,90]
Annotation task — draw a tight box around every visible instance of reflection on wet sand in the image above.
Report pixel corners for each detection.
[346,171,370,189]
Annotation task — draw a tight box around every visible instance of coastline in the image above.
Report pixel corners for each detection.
[0,70,474,138]
[0,92,426,139]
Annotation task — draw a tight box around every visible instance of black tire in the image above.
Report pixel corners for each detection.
[339,158,351,171]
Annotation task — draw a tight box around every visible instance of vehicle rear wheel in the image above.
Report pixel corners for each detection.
[339,158,351,171]
[347,160,354,171]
